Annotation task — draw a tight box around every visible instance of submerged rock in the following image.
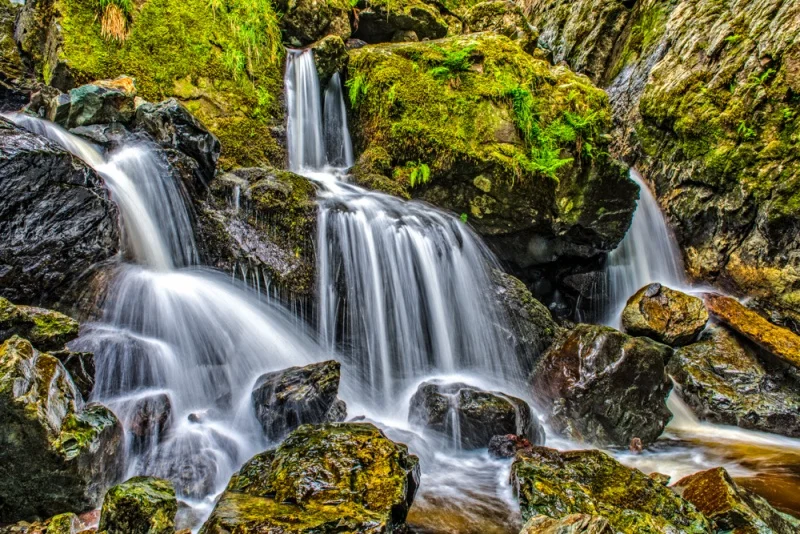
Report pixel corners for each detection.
[0,337,123,522]
[622,283,708,346]
[97,477,177,534]
[0,297,80,351]
[0,120,120,311]
[408,381,544,449]
[519,514,613,534]
[669,326,800,438]
[251,360,346,441]
[530,324,673,446]
[673,467,800,534]
[200,423,420,533]
[510,447,711,532]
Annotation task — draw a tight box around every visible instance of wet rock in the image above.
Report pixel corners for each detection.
[128,393,173,452]
[519,514,613,534]
[704,293,800,371]
[488,433,532,459]
[0,0,35,111]
[530,324,673,446]
[464,1,538,54]
[251,360,346,441]
[139,445,218,501]
[352,0,448,44]
[0,336,124,522]
[510,447,711,532]
[310,35,349,85]
[51,349,95,400]
[649,472,671,486]
[622,283,708,346]
[408,381,544,449]
[673,467,800,534]
[97,477,177,534]
[668,326,800,438]
[0,120,120,311]
[0,297,80,351]
[278,0,351,46]
[0,512,81,534]
[200,423,420,533]
[41,78,136,129]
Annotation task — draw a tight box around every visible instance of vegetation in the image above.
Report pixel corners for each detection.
[95,0,133,41]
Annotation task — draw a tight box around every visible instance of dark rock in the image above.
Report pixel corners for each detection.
[51,349,95,400]
[622,284,708,346]
[25,77,137,129]
[0,120,120,311]
[251,360,346,441]
[487,433,532,459]
[310,35,349,85]
[70,123,131,149]
[200,423,420,533]
[128,393,173,453]
[530,324,673,446]
[0,297,80,351]
[510,447,711,532]
[464,1,538,54]
[97,477,177,534]
[520,514,613,534]
[408,381,544,449]
[353,0,448,44]
[0,0,35,111]
[673,467,800,534]
[279,0,351,47]
[668,326,800,438]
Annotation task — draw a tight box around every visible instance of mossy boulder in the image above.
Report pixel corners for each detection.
[464,1,538,54]
[15,0,285,168]
[310,35,349,85]
[673,467,800,534]
[352,0,449,44]
[0,297,80,351]
[510,447,711,533]
[668,326,800,438]
[530,324,673,446]
[408,380,544,449]
[278,0,352,47]
[199,423,420,533]
[622,283,708,346]
[97,477,177,534]
[0,336,123,523]
[519,514,613,534]
[0,512,81,534]
[347,33,637,270]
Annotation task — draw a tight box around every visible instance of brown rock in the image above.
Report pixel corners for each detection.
[519,513,613,533]
[622,284,708,346]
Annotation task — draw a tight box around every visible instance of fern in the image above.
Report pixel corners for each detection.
[409,162,431,187]
[347,73,370,108]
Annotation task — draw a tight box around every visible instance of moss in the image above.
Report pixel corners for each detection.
[98,477,177,534]
[55,403,118,461]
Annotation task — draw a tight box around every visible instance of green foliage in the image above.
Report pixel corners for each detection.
[724,33,743,45]
[744,68,776,92]
[737,120,756,141]
[95,0,134,16]
[347,73,370,108]
[460,213,468,223]
[428,44,476,82]
[409,162,431,187]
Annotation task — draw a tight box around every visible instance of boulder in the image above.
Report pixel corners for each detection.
[310,35,349,85]
[278,0,351,46]
[0,337,124,522]
[50,349,95,400]
[519,514,613,534]
[464,1,538,54]
[703,293,800,371]
[127,393,173,453]
[673,467,800,534]
[97,477,177,534]
[530,324,673,446]
[0,120,120,311]
[0,0,35,111]
[251,360,346,441]
[622,283,708,346]
[408,381,544,449]
[352,0,449,44]
[0,297,80,351]
[510,447,711,532]
[0,512,81,534]
[669,327,800,437]
[26,77,137,129]
[199,423,420,533]
[488,433,533,459]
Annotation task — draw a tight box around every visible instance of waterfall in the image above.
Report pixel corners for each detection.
[323,72,354,168]
[605,169,686,324]
[286,50,326,172]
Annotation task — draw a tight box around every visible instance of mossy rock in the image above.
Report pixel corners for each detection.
[98,477,177,534]
[352,0,449,44]
[621,283,708,346]
[464,0,538,54]
[0,297,81,352]
[278,0,352,47]
[15,0,285,169]
[347,33,637,268]
[200,423,420,533]
[510,447,711,533]
[310,35,350,85]
[520,514,613,534]
[0,512,81,534]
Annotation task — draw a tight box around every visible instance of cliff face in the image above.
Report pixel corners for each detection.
[531,0,800,330]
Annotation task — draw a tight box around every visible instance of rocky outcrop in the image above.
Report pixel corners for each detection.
[251,360,346,442]
[199,423,420,533]
[0,120,120,312]
[510,447,711,533]
[464,1,538,54]
[347,33,637,274]
[530,324,673,446]
[277,0,351,47]
[0,0,36,111]
[0,336,124,522]
[310,35,349,85]
[97,477,177,534]
[352,0,449,44]
[408,381,544,449]
[668,326,800,438]
[0,297,80,351]
[673,467,800,534]
[519,514,613,534]
[622,283,708,346]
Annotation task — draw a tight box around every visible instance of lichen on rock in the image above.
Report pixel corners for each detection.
[97,477,178,534]
[621,283,708,346]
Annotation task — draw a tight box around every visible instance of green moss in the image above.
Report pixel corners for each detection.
[98,477,177,534]
[609,0,670,80]
[55,404,118,461]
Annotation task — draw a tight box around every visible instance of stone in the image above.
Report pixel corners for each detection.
[0,512,81,534]
[464,1,538,54]
[0,297,80,351]
[510,447,711,532]
[668,326,800,437]
[530,324,673,446]
[0,0,35,111]
[199,423,420,533]
[97,477,177,534]
[278,0,351,47]
[352,0,448,44]
[673,467,800,534]
[127,393,173,453]
[0,337,124,522]
[251,360,346,441]
[622,283,708,346]
[408,381,544,449]
[0,120,120,311]
[488,433,533,459]
[519,514,613,534]
[310,35,349,85]
[50,349,95,400]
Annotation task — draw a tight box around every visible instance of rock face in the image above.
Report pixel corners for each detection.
[510,447,711,533]
[408,381,544,449]
[668,327,800,438]
[704,293,800,370]
[673,467,800,534]
[97,477,177,534]
[251,360,346,442]
[530,324,673,446]
[519,514,613,534]
[352,0,449,44]
[0,336,124,522]
[622,283,708,346]
[0,0,35,111]
[347,33,638,272]
[0,120,120,311]
[464,1,538,54]
[0,297,80,351]
[278,0,351,47]
[200,423,420,533]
